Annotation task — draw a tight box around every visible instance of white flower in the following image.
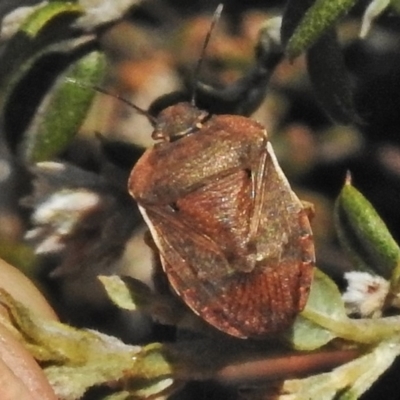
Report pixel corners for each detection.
[26,189,101,254]
[342,271,389,318]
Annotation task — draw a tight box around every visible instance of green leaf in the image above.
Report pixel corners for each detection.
[19,2,82,38]
[281,0,315,47]
[334,173,400,279]
[99,275,153,311]
[307,29,357,124]
[285,0,359,59]
[0,1,82,82]
[0,288,137,364]
[0,2,85,153]
[291,269,400,345]
[126,343,176,398]
[21,50,107,162]
[99,275,189,328]
[0,288,176,400]
[288,269,345,350]
[4,283,400,399]
[281,338,400,399]
[45,344,175,400]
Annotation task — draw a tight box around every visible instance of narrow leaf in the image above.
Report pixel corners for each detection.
[0,2,82,81]
[0,2,84,153]
[20,2,82,38]
[334,174,400,278]
[281,338,400,400]
[285,0,359,59]
[0,288,176,400]
[281,0,315,47]
[22,50,107,162]
[99,275,153,311]
[99,275,189,328]
[45,344,174,400]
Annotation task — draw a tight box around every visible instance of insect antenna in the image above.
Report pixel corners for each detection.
[190,3,224,106]
[66,78,158,126]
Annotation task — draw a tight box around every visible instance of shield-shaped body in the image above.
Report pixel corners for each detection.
[129,102,314,338]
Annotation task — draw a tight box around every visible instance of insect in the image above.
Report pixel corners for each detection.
[128,8,315,339]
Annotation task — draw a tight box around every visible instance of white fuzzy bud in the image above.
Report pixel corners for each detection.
[342,271,389,318]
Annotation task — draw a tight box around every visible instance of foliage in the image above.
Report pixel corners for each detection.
[1,0,400,399]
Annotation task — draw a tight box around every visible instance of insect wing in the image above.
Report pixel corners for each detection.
[245,141,315,332]
[138,204,252,337]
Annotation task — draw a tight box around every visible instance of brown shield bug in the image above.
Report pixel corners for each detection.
[128,7,315,339]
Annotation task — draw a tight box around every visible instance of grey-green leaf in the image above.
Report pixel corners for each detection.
[334,174,400,279]
[99,275,190,328]
[99,275,153,311]
[281,0,315,47]
[281,338,400,400]
[0,2,82,82]
[285,0,359,59]
[21,50,107,162]
[0,288,176,399]
[19,2,82,38]
[0,2,85,155]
